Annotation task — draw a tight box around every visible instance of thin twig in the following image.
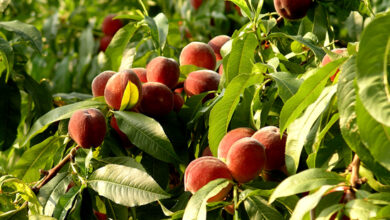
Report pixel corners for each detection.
[33,145,81,193]
[350,154,360,188]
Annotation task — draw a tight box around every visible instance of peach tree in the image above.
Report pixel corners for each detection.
[0,0,390,219]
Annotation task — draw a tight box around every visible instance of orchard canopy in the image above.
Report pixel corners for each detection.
[1,0,390,219]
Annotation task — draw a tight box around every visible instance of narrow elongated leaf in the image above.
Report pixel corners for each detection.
[345,199,380,220]
[224,33,258,85]
[209,73,263,156]
[290,185,334,220]
[356,96,390,171]
[316,204,344,220]
[183,179,230,220]
[230,0,251,18]
[244,195,284,220]
[285,85,337,174]
[356,13,390,127]
[269,169,345,203]
[24,99,106,146]
[0,37,13,82]
[337,56,390,179]
[279,58,347,134]
[0,77,20,151]
[145,13,168,52]
[88,164,170,207]
[0,20,42,52]
[99,156,146,171]
[38,173,72,216]
[106,22,140,71]
[53,186,81,220]
[268,33,326,59]
[270,72,303,103]
[114,111,180,164]
[13,136,62,182]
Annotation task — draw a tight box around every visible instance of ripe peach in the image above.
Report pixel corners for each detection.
[226,137,266,183]
[321,48,347,82]
[208,35,230,61]
[273,0,312,20]
[184,70,220,98]
[180,42,216,70]
[132,67,147,83]
[184,156,233,202]
[110,116,133,148]
[252,126,287,170]
[91,71,115,97]
[102,14,123,36]
[224,204,234,215]
[173,92,184,112]
[100,35,112,52]
[68,108,106,148]
[104,69,142,110]
[139,82,174,117]
[201,146,213,157]
[93,210,107,220]
[146,56,180,89]
[218,64,223,75]
[218,127,255,160]
[191,0,203,10]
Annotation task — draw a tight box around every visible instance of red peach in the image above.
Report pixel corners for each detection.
[173,92,184,112]
[68,108,106,148]
[139,82,174,117]
[184,156,233,202]
[201,146,213,157]
[218,127,255,160]
[321,48,348,82]
[102,14,123,36]
[226,137,266,183]
[100,35,112,52]
[273,0,312,20]
[252,126,287,170]
[184,70,220,97]
[146,56,180,89]
[208,35,231,61]
[180,42,216,70]
[132,67,147,83]
[91,71,115,97]
[110,116,133,148]
[191,0,203,10]
[104,69,142,110]
[218,64,223,76]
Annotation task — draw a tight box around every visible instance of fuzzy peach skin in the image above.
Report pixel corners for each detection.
[180,42,216,70]
[184,70,220,97]
[184,156,233,202]
[218,127,255,160]
[252,126,287,170]
[132,67,147,83]
[104,69,142,110]
[208,35,231,61]
[173,92,184,112]
[226,137,266,183]
[99,35,112,52]
[273,0,312,20]
[139,82,174,117]
[68,108,106,148]
[102,14,123,36]
[91,71,115,97]
[146,56,180,89]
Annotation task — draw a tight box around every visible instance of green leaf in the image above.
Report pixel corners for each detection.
[0,77,20,151]
[270,72,303,103]
[285,85,337,174]
[268,33,326,60]
[13,136,62,182]
[53,186,81,220]
[105,198,129,220]
[224,33,258,85]
[345,199,380,220]
[209,73,263,156]
[88,164,170,207]
[98,156,146,171]
[316,204,344,220]
[24,99,106,146]
[182,179,230,220]
[244,195,284,220]
[356,13,390,127]
[269,169,345,203]
[145,13,169,52]
[279,58,347,134]
[37,172,72,216]
[106,22,140,71]
[229,0,251,19]
[290,185,334,220]
[0,37,13,82]
[368,192,390,205]
[119,80,140,111]
[0,20,42,52]
[114,111,180,164]
[356,95,390,171]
